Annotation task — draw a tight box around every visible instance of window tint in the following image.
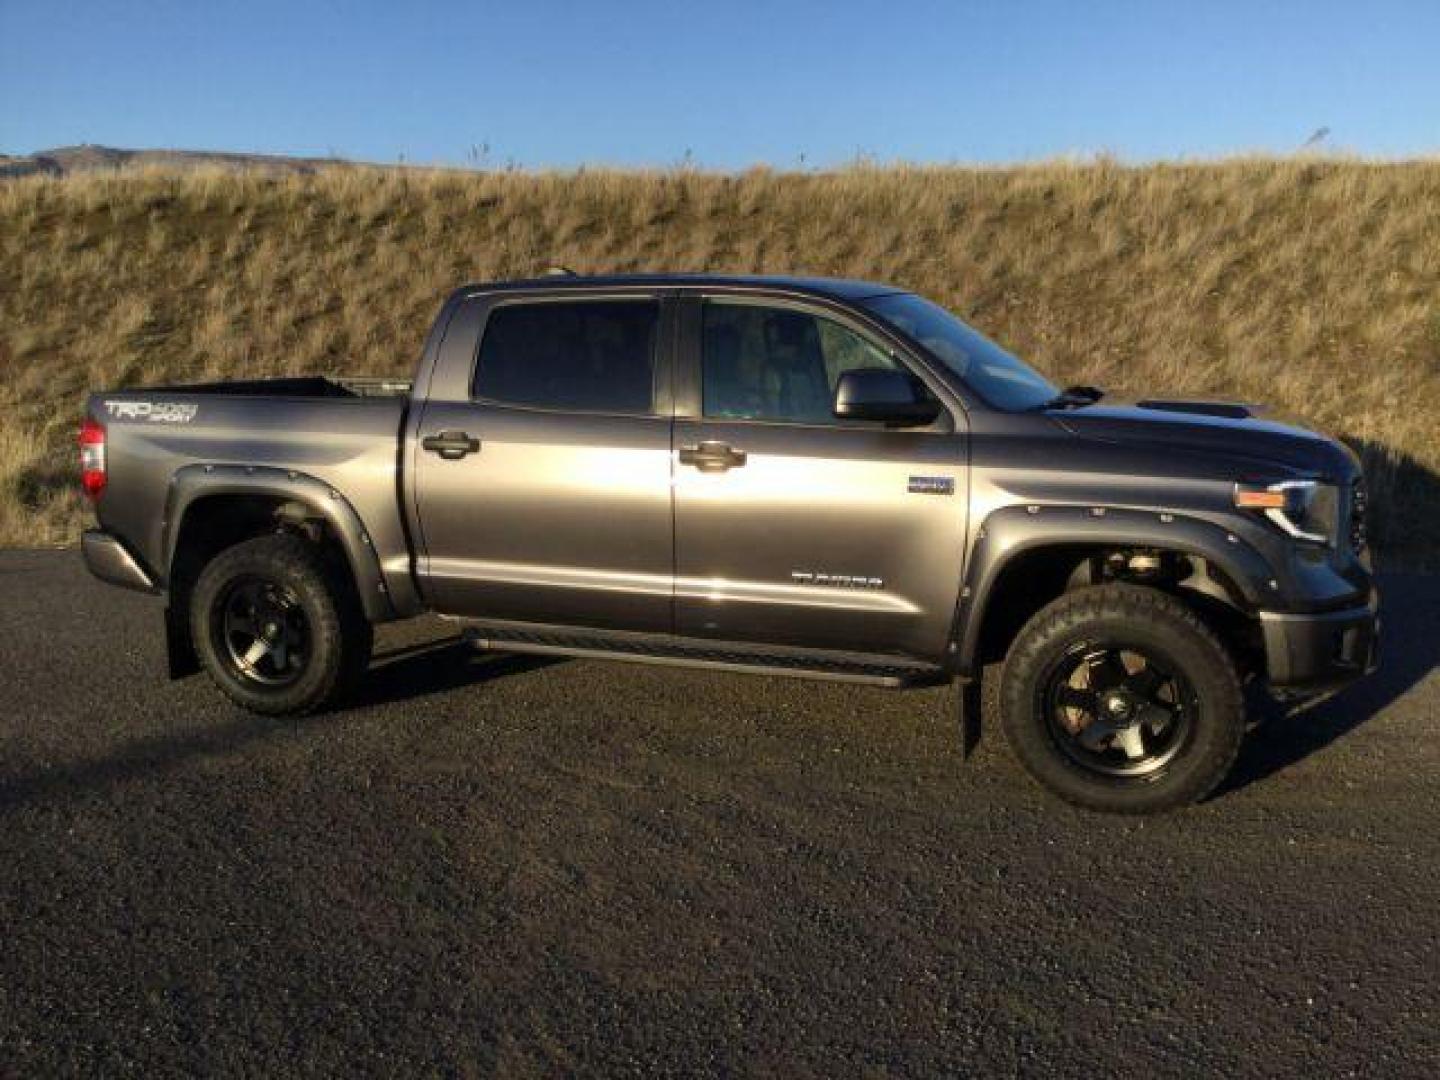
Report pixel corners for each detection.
[473,301,658,413]
[702,302,901,424]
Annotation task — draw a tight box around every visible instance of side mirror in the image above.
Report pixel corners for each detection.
[832,368,942,426]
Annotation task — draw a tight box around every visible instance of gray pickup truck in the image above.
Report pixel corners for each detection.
[81,274,1378,812]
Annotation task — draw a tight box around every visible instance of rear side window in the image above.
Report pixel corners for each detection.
[473,300,658,414]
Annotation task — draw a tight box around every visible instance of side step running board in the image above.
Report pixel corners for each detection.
[457,620,948,688]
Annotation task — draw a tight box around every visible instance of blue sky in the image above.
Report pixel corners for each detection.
[2,0,1437,167]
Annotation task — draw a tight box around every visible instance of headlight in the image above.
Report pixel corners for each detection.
[1234,479,1340,546]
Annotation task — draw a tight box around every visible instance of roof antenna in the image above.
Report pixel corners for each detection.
[544,265,578,277]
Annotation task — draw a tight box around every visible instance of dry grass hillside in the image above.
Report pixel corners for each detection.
[2,160,1438,557]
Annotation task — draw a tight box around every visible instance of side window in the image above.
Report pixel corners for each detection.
[473,300,658,414]
[702,301,902,424]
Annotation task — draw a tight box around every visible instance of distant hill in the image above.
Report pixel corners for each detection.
[0,144,355,179]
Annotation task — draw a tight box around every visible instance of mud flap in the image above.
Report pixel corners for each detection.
[165,605,200,679]
[958,673,982,760]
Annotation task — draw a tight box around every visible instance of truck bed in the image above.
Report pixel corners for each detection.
[88,378,416,606]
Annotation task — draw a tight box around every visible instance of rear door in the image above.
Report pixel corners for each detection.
[671,294,968,660]
[412,291,676,632]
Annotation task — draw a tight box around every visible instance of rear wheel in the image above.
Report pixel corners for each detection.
[999,583,1244,813]
[190,534,372,716]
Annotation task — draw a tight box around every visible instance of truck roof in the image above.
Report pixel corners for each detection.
[459,273,908,303]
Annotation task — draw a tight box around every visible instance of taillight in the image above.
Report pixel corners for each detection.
[79,416,106,501]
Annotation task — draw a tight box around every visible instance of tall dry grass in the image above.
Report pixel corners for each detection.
[1,160,1438,557]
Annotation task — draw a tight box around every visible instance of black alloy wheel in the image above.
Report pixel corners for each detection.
[1040,643,1196,779]
[216,575,311,687]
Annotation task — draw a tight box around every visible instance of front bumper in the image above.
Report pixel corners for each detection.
[1260,595,1379,690]
[81,529,158,593]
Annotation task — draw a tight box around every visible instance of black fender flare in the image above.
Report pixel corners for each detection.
[952,504,1276,675]
[161,464,397,623]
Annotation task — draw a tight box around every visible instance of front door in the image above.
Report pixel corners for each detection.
[672,296,968,660]
[413,294,675,632]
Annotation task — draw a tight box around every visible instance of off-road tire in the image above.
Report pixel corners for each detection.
[190,534,372,716]
[999,583,1245,813]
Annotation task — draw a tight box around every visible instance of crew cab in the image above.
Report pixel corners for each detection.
[81,274,1379,812]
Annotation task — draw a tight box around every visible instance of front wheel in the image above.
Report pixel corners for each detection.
[190,534,372,716]
[999,583,1245,813]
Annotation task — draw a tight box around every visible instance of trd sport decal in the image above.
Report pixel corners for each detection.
[105,401,198,423]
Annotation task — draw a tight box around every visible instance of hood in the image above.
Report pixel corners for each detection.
[1049,398,1357,480]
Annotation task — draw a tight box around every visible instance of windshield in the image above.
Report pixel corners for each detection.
[864,293,1059,412]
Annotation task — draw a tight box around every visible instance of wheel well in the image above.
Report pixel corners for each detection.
[168,494,355,614]
[972,544,1263,674]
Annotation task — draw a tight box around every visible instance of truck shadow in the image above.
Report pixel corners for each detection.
[1343,437,1440,559]
[1217,570,1440,797]
[352,636,562,709]
[0,638,559,817]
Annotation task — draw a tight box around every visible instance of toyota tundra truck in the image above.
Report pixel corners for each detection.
[80,274,1379,813]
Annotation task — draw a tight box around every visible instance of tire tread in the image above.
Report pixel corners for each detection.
[189,534,371,716]
[999,583,1245,813]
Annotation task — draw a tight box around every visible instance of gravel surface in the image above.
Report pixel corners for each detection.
[1,551,1437,1076]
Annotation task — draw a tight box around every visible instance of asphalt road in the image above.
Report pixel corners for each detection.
[1,551,1437,1076]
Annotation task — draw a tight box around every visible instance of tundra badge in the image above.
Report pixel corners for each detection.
[908,475,954,495]
[791,571,884,589]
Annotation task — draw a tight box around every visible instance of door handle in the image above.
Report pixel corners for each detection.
[678,441,746,472]
[421,430,481,460]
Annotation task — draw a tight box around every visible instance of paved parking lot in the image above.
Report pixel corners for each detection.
[2,551,1437,1075]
